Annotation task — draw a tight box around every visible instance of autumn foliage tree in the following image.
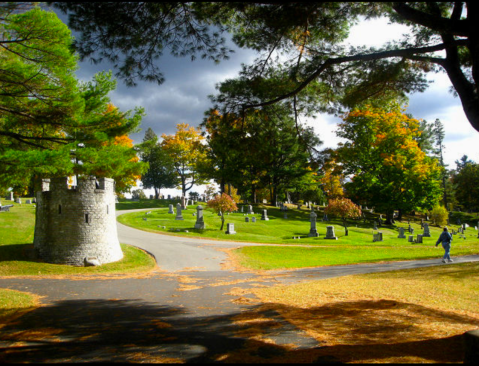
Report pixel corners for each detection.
[161,123,208,197]
[324,197,362,236]
[335,103,442,224]
[207,193,238,231]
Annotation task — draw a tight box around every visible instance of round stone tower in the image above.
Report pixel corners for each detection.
[33,176,123,266]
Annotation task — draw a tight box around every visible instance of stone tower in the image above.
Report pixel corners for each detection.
[33,176,123,266]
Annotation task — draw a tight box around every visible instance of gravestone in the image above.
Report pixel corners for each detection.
[324,226,338,240]
[247,205,253,214]
[408,224,412,233]
[175,203,184,220]
[252,217,257,223]
[226,223,236,234]
[245,217,250,223]
[261,209,269,221]
[408,235,414,243]
[308,211,319,237]
[416,234,423,243]
[240,206,244,213]
[322,214,329,222]
[15,198,21,204]
[167,194,171,200]
[398,227,406,239]
[194,205,205,229]
[373,232,383,242]
[168,204,174,214]
[423,223,431,237]
[6,192,13,201]
[26,199,32,204]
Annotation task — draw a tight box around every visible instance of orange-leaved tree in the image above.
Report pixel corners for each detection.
[161,123,207,197]
[82,102,145,194]
[207,193,238,231]
[335,103,442,224]
[324,197,362,236]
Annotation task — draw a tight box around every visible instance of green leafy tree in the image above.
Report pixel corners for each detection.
[140,128,178,199]
[207,193,238,231]
[0,6,146,194]
[453,162,479,211]
[0,5,83,189]
[335,103,443,223]
[54,2,479,133]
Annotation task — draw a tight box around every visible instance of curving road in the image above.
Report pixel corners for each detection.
[0,208,478,363]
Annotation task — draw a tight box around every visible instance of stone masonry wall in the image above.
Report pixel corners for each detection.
[33,176,123,266]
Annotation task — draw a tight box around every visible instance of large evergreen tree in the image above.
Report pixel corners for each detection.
[53,2,479,133]
[0,5,146,193]
[140,128,178,199]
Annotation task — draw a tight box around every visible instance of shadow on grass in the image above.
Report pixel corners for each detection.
[0,244,38,262]
[0,297,473,363]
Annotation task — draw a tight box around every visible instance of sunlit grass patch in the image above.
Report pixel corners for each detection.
[251,262,479,363]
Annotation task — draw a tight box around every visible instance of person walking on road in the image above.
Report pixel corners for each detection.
[436,227,453,263]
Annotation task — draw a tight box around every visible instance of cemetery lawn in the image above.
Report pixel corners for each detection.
[118,205,479,270]
[249,261,479,363]
[0,200,156,276]
[0,289,39,323]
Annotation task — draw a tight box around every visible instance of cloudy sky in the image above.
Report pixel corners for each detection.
[54,8,479,196]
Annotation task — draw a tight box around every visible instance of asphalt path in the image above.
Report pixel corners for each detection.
[1,208,478,363]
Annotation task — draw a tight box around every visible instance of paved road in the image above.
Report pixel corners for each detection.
[1,208,478,363]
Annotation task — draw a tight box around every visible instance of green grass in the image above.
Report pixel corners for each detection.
[0,199,156,276]
[117,204,479,270]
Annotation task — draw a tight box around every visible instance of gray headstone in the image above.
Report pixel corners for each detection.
[168,204,174,214]
[416,234,423,243]
[194,205,205,229]
[252,216,256,223]
[226,223,236,234]
[308,211,319,237]
[247,205,253,214]
[398,227,406,239]
[245,217,250,222]
[423,223,431,237]
[324,225,338,240]
[408,235,414,242]
[373,232,383,242]
[261,209,269,221]
[175,203,184,220]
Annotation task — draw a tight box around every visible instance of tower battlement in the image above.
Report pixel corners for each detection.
[33,176,123,266]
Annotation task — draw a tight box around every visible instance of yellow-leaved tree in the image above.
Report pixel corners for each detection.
[335,103,442,224]
[161,123,208,197]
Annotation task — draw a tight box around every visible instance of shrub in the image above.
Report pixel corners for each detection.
[430,205,448,227]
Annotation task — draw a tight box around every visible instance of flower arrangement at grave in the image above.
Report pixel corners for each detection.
[207,193,238,230]
[325,197,362,236]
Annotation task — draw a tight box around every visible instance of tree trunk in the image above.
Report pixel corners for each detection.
[220,215,225,231]
[385,210,394,225]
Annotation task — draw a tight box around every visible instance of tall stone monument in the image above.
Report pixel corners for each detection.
[308,211,319,237]
[175,203,184,220]
[194,205,205,229]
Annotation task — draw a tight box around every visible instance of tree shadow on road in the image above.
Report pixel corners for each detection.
[0,296,474,363]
